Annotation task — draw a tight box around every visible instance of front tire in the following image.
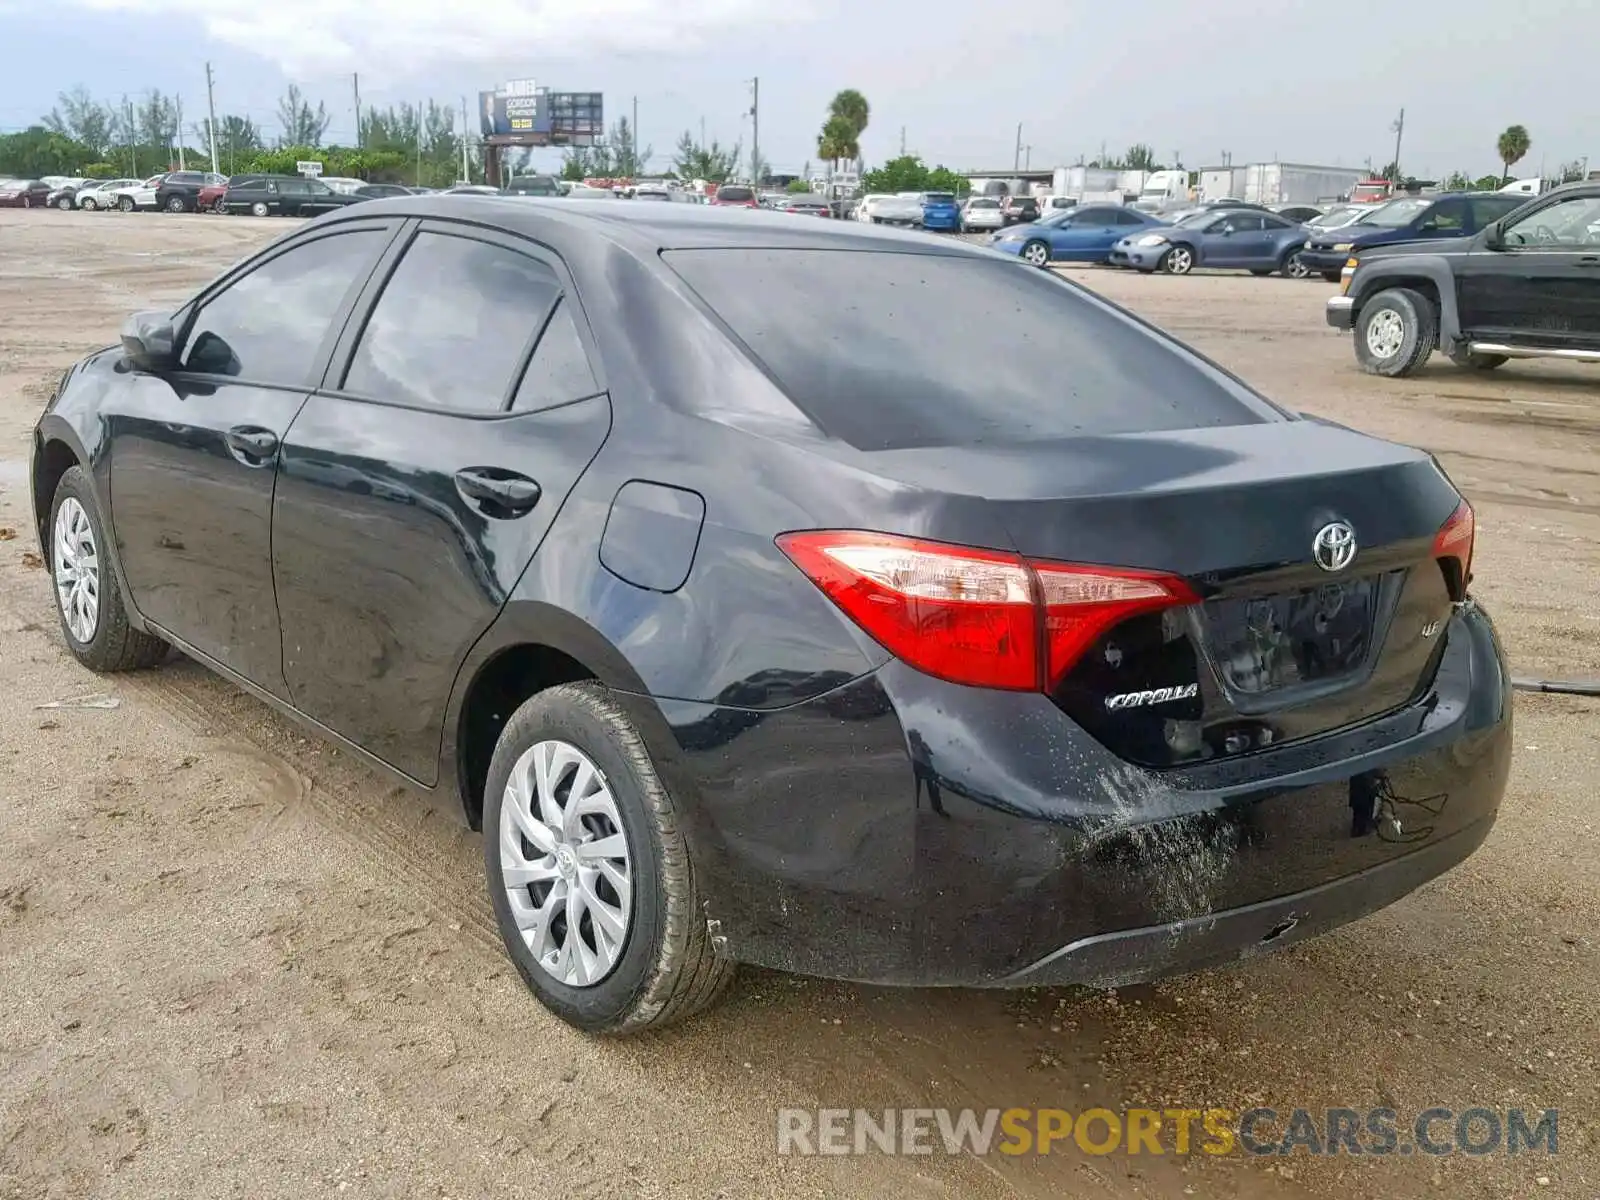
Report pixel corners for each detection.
[1021,239,1051,267]
[79,196,98,211]
[47,466,168,672]
[212,197,227,214]
[483,682,734,1034]
[1161,244,1194,275]
[57,196,73,211]
[1354,287,1438,377]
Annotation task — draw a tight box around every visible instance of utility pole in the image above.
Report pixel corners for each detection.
[1390,107,1405,184]
[416,99,423,187]
[700,115,706,149]
[175,95,185,169]
[1013,123,1023,171]
[900,126,906,156]
[748,78,759,184]
[460,96,471,183]
[204,62,220,175]
[353,73,362,148]
[1024,145,1032,170]
[632,95,639,176]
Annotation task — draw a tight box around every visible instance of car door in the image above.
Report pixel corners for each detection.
[298,181,344,216]
[1457,193,1600,345]
[270,222,613,782]
[107,219,399,695]
[1050,208,1116,259]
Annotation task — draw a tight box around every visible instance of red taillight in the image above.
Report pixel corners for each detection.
[776,531,1195,692]
[1432,499,1475,598]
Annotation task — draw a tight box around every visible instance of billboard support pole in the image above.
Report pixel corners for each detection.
[461,96,471,183]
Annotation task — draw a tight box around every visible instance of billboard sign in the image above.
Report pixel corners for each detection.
[479,84,603,146]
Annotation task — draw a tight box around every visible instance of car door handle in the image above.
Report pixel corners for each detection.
[225,425,278,464]
[1575,257,1600,268]
[454,468,541,518]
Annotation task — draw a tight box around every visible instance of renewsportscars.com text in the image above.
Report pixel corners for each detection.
[776,1106,1558,1158]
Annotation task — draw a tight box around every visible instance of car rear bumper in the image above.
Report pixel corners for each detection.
[1326,295,1355,329]
[922,215,961,231]
[626,599,1513,988]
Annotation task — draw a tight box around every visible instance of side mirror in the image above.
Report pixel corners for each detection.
[119,311,177,372]
[1483,222,1505,250]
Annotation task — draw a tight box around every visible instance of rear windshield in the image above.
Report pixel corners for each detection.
[716,186,754,202]
[663,249,1276,450]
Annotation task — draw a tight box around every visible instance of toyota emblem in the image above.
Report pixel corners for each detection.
[1313,521,1358,573]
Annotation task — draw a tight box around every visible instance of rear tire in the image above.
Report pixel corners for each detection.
[212,197,227,214]
[1447,347,1509,371]
[118,196,134,212]
[57,196,73,211]
[249,201,270,217]
[47,466,169,673]
[164,195,187,213]
[1354,287,1438,378]
[1021,239,1051,267]
[483,682,734,1034]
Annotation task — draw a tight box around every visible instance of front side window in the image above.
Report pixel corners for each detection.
[342,231,562,412]
[180,231,384,384]
[1503,195,1600,248]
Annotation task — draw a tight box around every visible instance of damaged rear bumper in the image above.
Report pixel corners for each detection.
[622,601,1513,988]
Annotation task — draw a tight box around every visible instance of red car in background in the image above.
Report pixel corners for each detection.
[709,184,759,209]
[197,180,228,213]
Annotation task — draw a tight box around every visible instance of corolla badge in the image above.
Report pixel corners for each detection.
[1312,520,1358,573]
[1106,683,1198,710]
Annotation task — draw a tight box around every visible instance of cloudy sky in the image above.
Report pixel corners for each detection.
[0,0,1593,179]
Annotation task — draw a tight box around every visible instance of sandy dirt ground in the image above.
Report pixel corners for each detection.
[0,209,1595,1199]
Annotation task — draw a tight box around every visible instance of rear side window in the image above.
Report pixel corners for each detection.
[342,231,562,412]
[663,249,1277,450]
[1470,196,1525,227]
[512,302,601,412]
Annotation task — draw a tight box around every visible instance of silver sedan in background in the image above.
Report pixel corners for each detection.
[960,196,1006,233]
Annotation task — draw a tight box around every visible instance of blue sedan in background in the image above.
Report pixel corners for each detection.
[989,205,1165,266]
[1109,208,1313,277]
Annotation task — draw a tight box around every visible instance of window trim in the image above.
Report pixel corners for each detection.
[316,218,607,419]
[170,220,405,391]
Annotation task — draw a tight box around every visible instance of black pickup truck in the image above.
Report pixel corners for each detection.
[1326,182,1600,376]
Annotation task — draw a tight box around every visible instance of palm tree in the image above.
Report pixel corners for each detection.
[828,90,870,142]
[818,90,870,200]
[1497,125,1531,185]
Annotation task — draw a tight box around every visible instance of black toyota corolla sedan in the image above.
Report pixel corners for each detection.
[31,198,1511,1033]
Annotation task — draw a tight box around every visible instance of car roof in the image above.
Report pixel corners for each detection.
[317,195,1004,258]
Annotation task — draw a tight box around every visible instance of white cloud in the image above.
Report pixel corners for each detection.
[70,0,814,75]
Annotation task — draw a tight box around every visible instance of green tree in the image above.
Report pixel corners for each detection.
[277,84,330,148]
[1123,143,1159,172]
[135,91,179,153]
[1557,159,1586,184]
[1496,124,1531,184]
[785,178,811,194]
[1441,170,1475,191]
[0,126,98,177]
[816,89,870,172]
[43,86,114,158]
[1473,173,1502,191]
[671,130,740,183]
[926,166,969,196]
[861,154,930,193]
[603,116,651,178]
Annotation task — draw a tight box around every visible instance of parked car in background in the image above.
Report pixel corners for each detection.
[0,178,52,208]
[564,185,613,199]
[318,177,367,195]
[354,183,416,200]
[1037,194,1076,217]
[780,196,832,218]
[991,204,1164,266]
[853,194,892,223]
[443,184,501,196]
[502,175,562,197]
[1306,203,1377,232]
[44,179,91,210]
[1301,192,1526,282]
[960,196,1006,232]
[107,175,167,212]
[154,171,228,213]
[632,187,674,202]
[870,193,927,227]
[1326,182,1600,376]
[920,192,961,232]
[34,197,1510,1034]
[1110,208,1313,277]
[1271,204,1325,224]
[223,175,369,217]
[198,175,261,213]
[74,179,136,210]
[1001,195,1040,225]
[709,184,759,209]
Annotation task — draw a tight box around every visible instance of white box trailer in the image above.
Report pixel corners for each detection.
[1051,166,1124,201]
[1197,167,1242,201]
[1240,163,1364,206]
